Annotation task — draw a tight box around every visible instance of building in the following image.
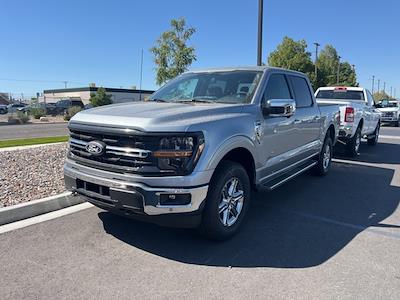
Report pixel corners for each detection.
[42,87,155,105]
[0,93,10,105]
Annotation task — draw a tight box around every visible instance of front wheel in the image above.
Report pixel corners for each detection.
[198,161,251,240]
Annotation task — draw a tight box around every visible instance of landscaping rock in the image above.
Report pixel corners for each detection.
[0,143,67,207]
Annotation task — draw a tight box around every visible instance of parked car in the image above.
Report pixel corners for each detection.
[315,86,381,157]
[375,99,400,127]
[55,99,84,114]
[64,67,340,240]
[7,103,26,113]
[0,104,7,114]
[18,102,58,115]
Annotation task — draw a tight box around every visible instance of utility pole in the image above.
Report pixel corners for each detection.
[139,48,143,101]
[62,81,68,88]
[394,88,396,98]
[390,86,393,98]
[314,42,320,83]
[377,79,380,93]
[336,56,341,84]
[257,0,263,66]
[383,82,386,94]
[372,75,375,94]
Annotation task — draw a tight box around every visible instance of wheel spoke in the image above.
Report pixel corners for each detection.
[218,201,229,214]
[231,190,244,203]
[222,208,229,225]
[230,205,239,218]
[228,178,238,196]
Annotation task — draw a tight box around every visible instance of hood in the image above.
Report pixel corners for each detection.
[70,101,245,132]
[376,107,398,112]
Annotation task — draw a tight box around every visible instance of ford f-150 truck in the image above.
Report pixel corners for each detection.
[64,67,339,240]
[375,99,400,127]
[315,86,381,156]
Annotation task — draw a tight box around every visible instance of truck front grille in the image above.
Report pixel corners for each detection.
[68,127,162,175]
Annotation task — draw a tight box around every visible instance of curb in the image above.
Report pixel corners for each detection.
[0,141,67,152]
[0,191,85,226]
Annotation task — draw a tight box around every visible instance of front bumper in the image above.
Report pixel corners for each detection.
[381,117,398,122]
[64,162,209,226]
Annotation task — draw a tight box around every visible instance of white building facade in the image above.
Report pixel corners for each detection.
[42,87,155,105]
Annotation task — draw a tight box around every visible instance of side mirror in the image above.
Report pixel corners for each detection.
[262,99,296,117]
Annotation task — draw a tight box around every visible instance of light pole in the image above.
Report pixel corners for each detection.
[377,79,380,93]
[372,75,375,94]
[383,82,386,94]
[257,0,263,66]
[314,42,320,83]
[139,49,143,101]
[336,56,341,84]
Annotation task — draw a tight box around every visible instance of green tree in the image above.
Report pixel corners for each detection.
[268,37,314,77]
[151,17,196,85]
[317,45,357,88]
[373,91,392,102]
[89,87,112,107]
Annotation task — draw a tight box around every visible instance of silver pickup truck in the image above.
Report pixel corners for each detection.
[64,67,339,240]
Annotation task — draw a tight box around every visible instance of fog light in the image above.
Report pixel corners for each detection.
[159,193,191,205]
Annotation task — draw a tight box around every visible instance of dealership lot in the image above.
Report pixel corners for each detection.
[0,127,399,299]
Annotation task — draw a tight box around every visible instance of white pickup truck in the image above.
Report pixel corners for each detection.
[315,86,381,156]
[375,99,400,127]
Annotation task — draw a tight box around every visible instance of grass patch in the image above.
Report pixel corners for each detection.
[0,136,69,148]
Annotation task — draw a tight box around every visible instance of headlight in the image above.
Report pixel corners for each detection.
[153,133,205,175]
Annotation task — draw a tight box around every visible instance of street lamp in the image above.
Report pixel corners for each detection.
[336,56,341,84]
[257,0,263,66]
[314,42,320,82]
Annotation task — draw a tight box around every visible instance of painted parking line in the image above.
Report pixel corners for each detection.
[379,135,400,139]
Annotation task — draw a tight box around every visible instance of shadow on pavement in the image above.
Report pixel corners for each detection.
[334,141,400,165]
[99,159,400,268]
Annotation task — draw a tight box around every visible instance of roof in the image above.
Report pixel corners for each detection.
[44,87,155,94]
[317,86,365,91]
[187,66,306,76]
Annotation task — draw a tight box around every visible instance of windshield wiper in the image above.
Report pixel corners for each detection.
[150,98,168,102]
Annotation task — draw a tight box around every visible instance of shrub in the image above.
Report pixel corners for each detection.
[17,111,30,124]
[64,106,82,121]
[89,87,112,107]
[30,108,46,119]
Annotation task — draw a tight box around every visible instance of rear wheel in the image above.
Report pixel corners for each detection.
[198,161,250,240]
[313,136,333,176]
[367,123,380,146]
[346,127,361,157]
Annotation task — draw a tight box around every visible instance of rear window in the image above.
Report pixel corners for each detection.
[316,89,365,101]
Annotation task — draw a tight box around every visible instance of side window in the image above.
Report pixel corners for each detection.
[264,74,291,100]
[366,90,374,106]
[289,76,313,108]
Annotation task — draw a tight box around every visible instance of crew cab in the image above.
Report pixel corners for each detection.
[315,86,381,156]
[64,67,339,240]
[375,99,400,127]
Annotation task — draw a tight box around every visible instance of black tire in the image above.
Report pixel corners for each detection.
[313,136,333,176]
[198,160,251,241]
[346,127,362,157]
[367,123,380,146]
[395,120,400,127]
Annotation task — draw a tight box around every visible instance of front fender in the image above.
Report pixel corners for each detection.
[205,135,257,171]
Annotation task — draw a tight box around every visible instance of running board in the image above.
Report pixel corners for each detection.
[262,161,318,190]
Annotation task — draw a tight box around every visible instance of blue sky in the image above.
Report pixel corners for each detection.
[1,0,399,99]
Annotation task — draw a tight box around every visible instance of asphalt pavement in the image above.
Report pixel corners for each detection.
[0,127,399,299]
[0,123,68,140]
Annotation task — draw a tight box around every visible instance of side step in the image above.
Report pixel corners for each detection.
[262,160,317,190]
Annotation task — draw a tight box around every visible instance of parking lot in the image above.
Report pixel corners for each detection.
[0,127,399,299]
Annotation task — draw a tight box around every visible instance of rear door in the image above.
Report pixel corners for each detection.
[287,75,322,157]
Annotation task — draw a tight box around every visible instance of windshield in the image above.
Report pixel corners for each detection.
[316,90,365,101]
[150,70,263,104]
[376,100,398,108]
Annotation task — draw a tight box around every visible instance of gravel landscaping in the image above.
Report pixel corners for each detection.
[0,143,67,207]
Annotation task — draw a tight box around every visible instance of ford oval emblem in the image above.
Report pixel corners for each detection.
[86,141,105,156]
